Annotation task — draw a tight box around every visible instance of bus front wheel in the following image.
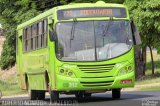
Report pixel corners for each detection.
[75,91,91,99]
[112,89,121,99]
[37,91,45,100]
[50,91,59,102]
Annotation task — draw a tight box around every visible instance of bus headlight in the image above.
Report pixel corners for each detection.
[120,70,125,74]
[119,65,133,75]
[68,72,73,76]
[60,69,64,73]
[59,68,75,77]
[128,66,132,71]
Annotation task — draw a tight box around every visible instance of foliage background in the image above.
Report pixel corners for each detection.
[0,0,40,69]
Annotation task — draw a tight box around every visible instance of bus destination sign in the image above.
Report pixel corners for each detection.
[57,8,126,20]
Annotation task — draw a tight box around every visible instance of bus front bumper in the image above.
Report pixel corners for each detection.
[55,71,135,91]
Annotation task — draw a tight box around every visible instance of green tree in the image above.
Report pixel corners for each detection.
[125,0,160,75]
[0,0,40,69]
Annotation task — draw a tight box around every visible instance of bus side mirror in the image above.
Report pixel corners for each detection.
[49,29,56,41]
[131,20,141,45]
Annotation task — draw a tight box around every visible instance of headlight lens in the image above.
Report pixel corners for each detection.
[60,69,64,73]
[119,65,133,75]
[120,70,125,74]
[128,66,132,71]
[68,72,73,76]
[59,68,75,77]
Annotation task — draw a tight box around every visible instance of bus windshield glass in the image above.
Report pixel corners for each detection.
[56,20,133,61]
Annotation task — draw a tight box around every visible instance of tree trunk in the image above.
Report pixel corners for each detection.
[142,47,146,76]
[148,45,154,75]
[134,47,144,79]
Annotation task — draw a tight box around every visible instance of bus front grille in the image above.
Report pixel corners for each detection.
[80,81,114,87]
[77,64,115,73]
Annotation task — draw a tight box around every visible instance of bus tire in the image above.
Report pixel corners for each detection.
[50,91,59,102]
[29,90,38,100]
[37,91,45,100]
[112,89,121,99]
[84,93,92,97]
[75,91,84,99]
[27,81,38,100]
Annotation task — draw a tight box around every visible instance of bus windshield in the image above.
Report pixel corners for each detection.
[56,20,133,61]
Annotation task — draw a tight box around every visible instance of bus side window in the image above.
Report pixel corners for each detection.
[38,21,42,48]
[32,24,38,50]
[23,19,48,52]
[23,28,27,52]
[23,29,25,52]
[27,27,31,51]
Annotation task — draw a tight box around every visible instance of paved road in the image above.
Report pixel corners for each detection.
[1,91,160,106]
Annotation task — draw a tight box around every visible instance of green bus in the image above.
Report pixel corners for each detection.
[16,1,141,101]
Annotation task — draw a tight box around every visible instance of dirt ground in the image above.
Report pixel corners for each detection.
[0,66,17,81]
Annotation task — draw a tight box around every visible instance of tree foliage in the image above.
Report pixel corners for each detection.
[125,0,160,75]
[0,0,40,69]
[125,0,160,48]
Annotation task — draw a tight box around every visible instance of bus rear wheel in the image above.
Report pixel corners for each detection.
[112,89,121,99]
[27,81,45,100]
[27,82,38,100]
[37,91,45,100]
[28,90,38,100]
[28,90,45,100]
[50,91,59,102]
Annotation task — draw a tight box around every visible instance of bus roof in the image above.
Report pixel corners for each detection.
[17,1,127,30]
[58,1,126,9]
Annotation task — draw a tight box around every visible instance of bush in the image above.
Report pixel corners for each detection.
[146,61,160,70]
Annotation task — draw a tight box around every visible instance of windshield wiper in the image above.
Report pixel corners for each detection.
[70,18,77,48]
[102,17,113,46]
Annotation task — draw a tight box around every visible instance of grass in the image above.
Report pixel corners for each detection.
[135,50,160,91]
[140,86,160,91]
[0,74,27,96]
[135,72,160,91]
[136,67,160,84]
[0,80,27,96]
[146,50,160,62]
[136,77,160,85]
